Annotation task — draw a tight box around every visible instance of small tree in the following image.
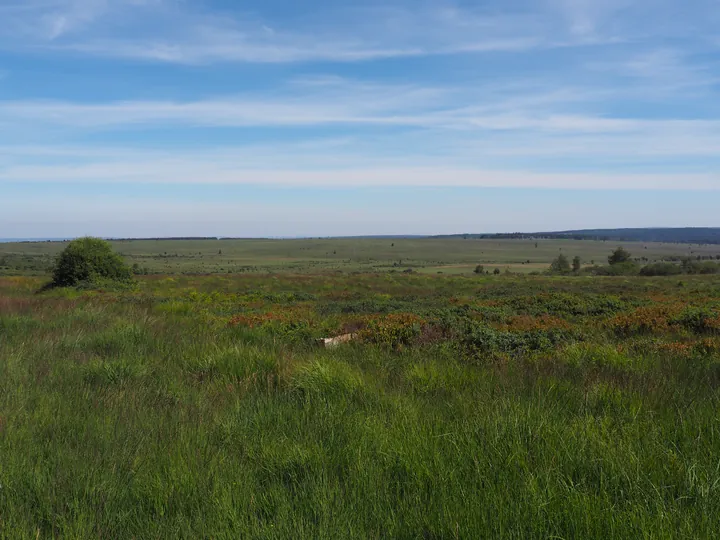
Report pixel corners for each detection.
[572,256,581,273]
[608,247,631,265]
[550,254,571,274]
[52,237,132,287]
[474,264,484,274]
[493,268,501,275]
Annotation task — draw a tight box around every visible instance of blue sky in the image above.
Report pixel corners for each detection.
[0,0,719,237]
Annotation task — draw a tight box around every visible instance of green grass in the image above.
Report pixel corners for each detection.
[2,236,720,275]
[2,273,720,537]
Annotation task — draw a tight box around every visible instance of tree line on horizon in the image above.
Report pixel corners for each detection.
[442,228,720,245]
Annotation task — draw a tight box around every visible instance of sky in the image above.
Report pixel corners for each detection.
[0,0,719,238]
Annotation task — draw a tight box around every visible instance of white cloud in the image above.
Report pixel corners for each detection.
[1,155,718,190]
[2,93,720,135]
[0,0,633,64]
[0,0,717,65]
[551,0,634,38]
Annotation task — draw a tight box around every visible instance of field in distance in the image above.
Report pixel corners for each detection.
[2,236,720,276]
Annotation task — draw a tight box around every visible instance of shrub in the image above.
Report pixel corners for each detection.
[607,305,685,336]
[670,307,720,333]
[608,247,632,265]
[51,237,133,287]
[474,264,484,274]
[684,260,720,275]
[586,261,640,276]
[549,254,571,274]
[450,318,569,359]
[639,262,683,276]
[360,313,425,348]
[503,292,627,316]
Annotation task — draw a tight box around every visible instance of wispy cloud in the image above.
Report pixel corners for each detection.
[1,66,719,190]
[2,88,719,134]
[0,0,639,64]
[1,0,717,66]
[2,157,717,190]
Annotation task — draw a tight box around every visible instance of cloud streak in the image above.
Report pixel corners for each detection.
[1,154,718,190]
[0,0,667,64]
[2,91,720,135]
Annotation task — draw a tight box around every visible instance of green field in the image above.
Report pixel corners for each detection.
[2,237,719,276]
[3,239,720,537]
[2,262,720,537]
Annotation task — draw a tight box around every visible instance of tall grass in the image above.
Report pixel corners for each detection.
[1,275,720,538]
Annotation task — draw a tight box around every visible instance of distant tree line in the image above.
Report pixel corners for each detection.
[113,237,220,241]
[436,228,720,245]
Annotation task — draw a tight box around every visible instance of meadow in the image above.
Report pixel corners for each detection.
[2,264,720,537]
[3,236,720,276]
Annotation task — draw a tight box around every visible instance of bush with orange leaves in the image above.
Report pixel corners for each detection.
[607,304,685,336]
[359,313,426,348]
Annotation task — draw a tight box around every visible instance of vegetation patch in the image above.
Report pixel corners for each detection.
[3,266,720,537]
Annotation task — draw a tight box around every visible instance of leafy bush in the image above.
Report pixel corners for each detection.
[51,237,133,287]
[502,292,627,317]
[586,261,640,276]
[608,247,632,265]
[360,313,425,348]
[639,262,683,276]
[448,318,570,359]
[639,260,720,276]
[549,254,571,274]
[670,307,720,333]
[607,305,685,336]
[683,260,720,275]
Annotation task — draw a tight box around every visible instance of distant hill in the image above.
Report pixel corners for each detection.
[437,228,720,245]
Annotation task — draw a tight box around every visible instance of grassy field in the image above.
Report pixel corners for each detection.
[2,270,720,537]
[2,237,720,276]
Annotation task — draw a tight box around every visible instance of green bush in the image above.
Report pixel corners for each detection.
[684,260,720,275]
[51,237,133,287]
[670,307,720,333]
[549,254,571,274]
[608,247,632,265]
[586,261,640,276]
[639,262,683,276]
